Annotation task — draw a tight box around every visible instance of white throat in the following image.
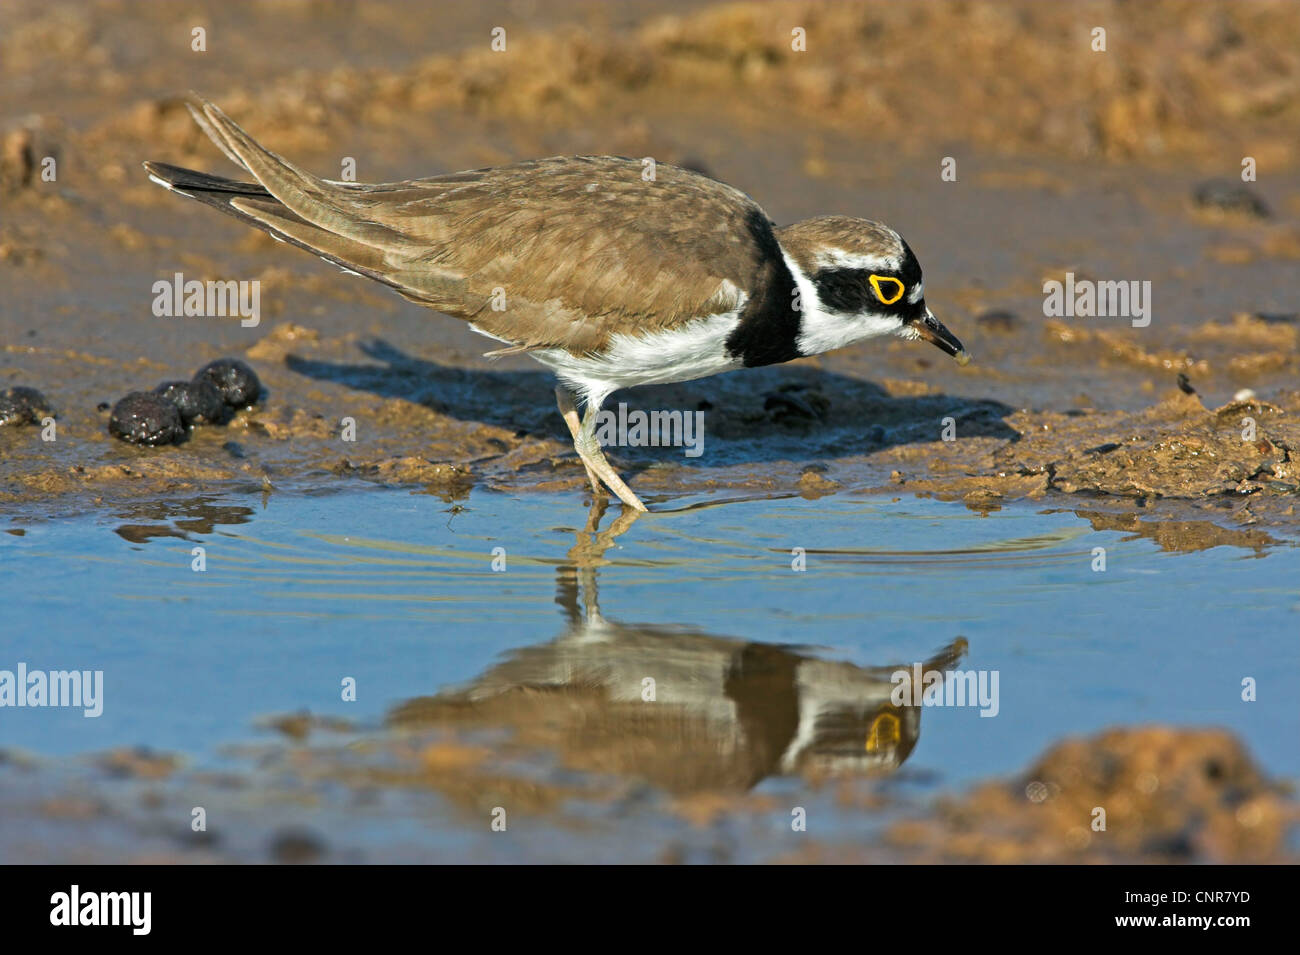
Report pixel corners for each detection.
[780,248,902,357]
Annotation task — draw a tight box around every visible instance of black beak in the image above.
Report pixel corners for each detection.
[911,308,971,365]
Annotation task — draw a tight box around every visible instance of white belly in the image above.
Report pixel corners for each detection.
[527,310,744,407]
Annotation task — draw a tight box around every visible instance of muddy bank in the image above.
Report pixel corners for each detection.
[9,0,1300,169]
[1,723,1292,863]
[799,727,1299,864]
[4,318,1297,540]
[3,1,1298,537]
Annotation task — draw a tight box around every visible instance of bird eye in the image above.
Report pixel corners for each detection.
[865,711,901,753]
[869,275,905,306]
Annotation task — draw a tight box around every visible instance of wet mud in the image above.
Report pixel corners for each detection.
[3,721,1293,864]
[3,0,1298,540]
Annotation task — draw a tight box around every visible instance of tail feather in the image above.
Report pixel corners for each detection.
[184,100,249,171]
[188,95,421,256]
[144,94,464,310]
[141,159,401,292]
[144,160,268,198]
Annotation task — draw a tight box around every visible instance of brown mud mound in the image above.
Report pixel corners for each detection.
[807,728,1298,863]
[879,390,1299,512]
[10,0,1298,176]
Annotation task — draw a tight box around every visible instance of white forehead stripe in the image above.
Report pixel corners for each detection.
[908,281,924,304]
[812,247,902,273]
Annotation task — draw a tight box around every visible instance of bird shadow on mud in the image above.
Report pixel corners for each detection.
[285,338,1018,470]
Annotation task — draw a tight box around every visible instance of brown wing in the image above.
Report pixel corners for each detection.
[171,97,770,353]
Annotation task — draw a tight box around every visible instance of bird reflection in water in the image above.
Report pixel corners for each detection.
[391,501,967,794]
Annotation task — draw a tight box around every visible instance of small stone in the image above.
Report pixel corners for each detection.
[193,358,261,408]
[798,469,840,495]
[154,379,227,424]
[108,392,186,445]
[0,386,52,426]
[0,397,30,426]
[1192,180,1270,219]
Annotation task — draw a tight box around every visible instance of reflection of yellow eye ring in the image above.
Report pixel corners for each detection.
[865,712,902,752]
[869,274,906,306]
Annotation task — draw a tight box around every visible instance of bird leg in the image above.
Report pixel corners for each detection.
[555,386,602,495]
[554,386,647,512]
[577,403,648,512]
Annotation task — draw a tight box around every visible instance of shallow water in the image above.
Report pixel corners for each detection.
[3,486,1297,791]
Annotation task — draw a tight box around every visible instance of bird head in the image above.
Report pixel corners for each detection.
[777,215,970,364]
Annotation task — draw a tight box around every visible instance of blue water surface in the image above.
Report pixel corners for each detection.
[1,488,1296,788]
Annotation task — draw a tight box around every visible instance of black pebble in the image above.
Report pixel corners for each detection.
[1192,179,1270,219]
[155,379,227,425]
[193,358,261,408]
[0,386,52,426]
[1177,373,1196,395]
[0,395,30,426]
[108,392,186,445]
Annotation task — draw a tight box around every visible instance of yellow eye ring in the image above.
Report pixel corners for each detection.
[865,711,902,752]
[869,274,905,306]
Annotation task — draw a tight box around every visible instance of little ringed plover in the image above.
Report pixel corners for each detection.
[145,96,969,512]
